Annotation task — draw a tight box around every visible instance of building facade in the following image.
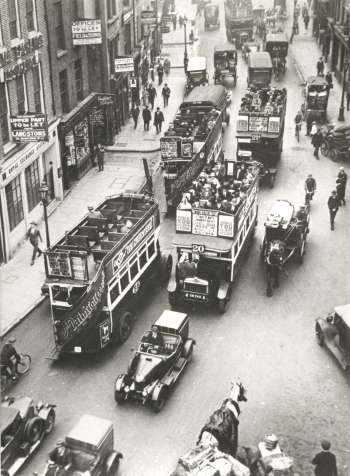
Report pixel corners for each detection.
[0,0,62,263]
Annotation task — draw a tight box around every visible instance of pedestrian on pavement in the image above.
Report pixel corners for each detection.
[336,167,347,205]
[96,143,104,171]
[162,83,171,107]
[142,86,150,107]
[310,120,318,137]
[148,83,157,109]
[150,62,155,83]
[311,128,322,159]
[27,221,43,265]
[325,71,333,88]
[305,174,317,203]
[172,14,177,30]
[131,104,140,129]
[306,112,313,135]
[303,12,310,30]
[346,84,350,111]
[142,105,152,131]
[327,191,339,230]
[154,107,165,134]
[157,63,164,85]
[316,57,325,76]
[312,439,338,475]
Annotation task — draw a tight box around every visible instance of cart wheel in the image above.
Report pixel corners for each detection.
[321,143,328,157]
[152,386,168,413]
[44,409,56,435]
[16,354,31,374]
[329,149,337,162]
[118,312,133,343]
[315,323,324,346]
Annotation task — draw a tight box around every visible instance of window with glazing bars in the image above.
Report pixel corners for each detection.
[54,1,65,50]
[6,176,24,231]
[25,159,41,211]
[16,76,26,114]
[8,0,19,39]
[0,83,9,144]
[59,69,69,113]
[74,60,83,101]
[32,66,42,112]
[26,0,35,31]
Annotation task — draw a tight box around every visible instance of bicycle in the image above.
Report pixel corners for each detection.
[1,353,31,394]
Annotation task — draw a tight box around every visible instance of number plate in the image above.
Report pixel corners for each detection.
[251,134,261,142]
[185,292,208,301]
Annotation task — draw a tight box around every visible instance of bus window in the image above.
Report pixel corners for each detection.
[140,249,147,268]
[120,271,129,291]
[147,240,155,258]
[130,260,139,279]
[110,283,120,302]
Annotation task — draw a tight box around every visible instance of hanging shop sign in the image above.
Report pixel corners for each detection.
[10,114,48,142]
[141,10,157,25]
[72,20,102,45]
[114,56,134,73]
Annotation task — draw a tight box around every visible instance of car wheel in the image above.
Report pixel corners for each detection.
[152,387,167,413]
[218,298,228,314]
[24,417,44,444]
[44,409,56,435]
[118,312,133,343]
[182,341,194,362]
[315,323,324,346]
[159,254,173,285]
[329,149,337,162]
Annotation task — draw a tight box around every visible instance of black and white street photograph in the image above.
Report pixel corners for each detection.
[0,0,349,474]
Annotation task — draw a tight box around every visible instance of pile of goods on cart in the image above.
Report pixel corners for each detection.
[321,123,350,161]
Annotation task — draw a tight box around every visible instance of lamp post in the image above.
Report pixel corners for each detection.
[183,16,188,72]
[338,60,350,121]
[38,181,50,249]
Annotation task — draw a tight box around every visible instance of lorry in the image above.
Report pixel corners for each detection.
[224,0,254,48]
[236,87,287,187]
[160,85,229,212]
[167,157,260,313]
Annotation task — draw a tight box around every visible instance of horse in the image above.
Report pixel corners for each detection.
[265,239,286,297]
[196,380,247,457]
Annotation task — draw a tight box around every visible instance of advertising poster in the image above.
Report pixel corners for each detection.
[176,209,192,233]
[192,209,218,236]
[72,20,102,45]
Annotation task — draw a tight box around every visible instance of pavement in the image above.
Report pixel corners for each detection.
[0,5,348,336]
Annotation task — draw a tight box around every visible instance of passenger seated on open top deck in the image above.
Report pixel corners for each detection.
[87,206,103,219]
[120,219,134,233]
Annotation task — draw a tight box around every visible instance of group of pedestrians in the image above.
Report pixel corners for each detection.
[328,167,347,230]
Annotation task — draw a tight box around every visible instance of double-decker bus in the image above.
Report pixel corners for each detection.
[42,194,172,359]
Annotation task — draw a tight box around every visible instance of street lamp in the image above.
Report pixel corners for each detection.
[183,16,188,72]
[38,181,50,249]
[338,61,350,121]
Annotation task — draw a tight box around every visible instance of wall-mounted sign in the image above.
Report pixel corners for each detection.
[141,10,157,25]
[10,114,48,142]
[96,94,115,106]
[72,20,102,45]
[114,56,134,73]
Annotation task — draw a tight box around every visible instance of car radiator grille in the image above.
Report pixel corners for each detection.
[184,282,208,294]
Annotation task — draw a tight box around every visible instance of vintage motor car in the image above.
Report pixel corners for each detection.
[41,414,122,476]
[214,46,237,86]
[315,304,350,371]
[114,310,195,412]
[204,3,220,30]
[247,51,273,88]
[1,396,56,476]
[185,57,209,94]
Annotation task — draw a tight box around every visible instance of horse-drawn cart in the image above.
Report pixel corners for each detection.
[261,199,310,296]
[304,76,330,122]
[321,124,350,162]
[265,32,288,80]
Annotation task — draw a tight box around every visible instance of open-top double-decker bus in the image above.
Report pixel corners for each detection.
[42,194,172,359]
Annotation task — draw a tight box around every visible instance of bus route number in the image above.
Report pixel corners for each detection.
[192,244,205,253]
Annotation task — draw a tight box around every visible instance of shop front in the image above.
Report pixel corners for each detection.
[0,119,61,262]
[58,93,116,191]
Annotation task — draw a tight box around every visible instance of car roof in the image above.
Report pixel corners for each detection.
[334,304,350,327]
[0,406,20,433]
[155,310,188,330]
[181,85,226,109]
[265,32,288,43]
[67,415,113,449]
[248,52,272,68]
[306,76,328,86]
[187,56,207,71]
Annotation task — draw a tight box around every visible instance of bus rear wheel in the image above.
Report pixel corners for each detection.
[118,312,133,343]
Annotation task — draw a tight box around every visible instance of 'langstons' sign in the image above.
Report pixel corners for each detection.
[10,114,48,142]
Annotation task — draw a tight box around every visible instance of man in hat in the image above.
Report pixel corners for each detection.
[27,221,43,265]
[87,206,103,219]
[327,190,339,230]
[311,440,338,476]
[96,143,105,171]
[311,128,323,159]
[49,439,73,470]
[336,167,347,206]
[0,337,20,380]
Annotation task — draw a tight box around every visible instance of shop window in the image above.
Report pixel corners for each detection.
[16,76,26,115]
[32,66,42,113]
[54,1,65,51]
[59,69,69,113]
[0,84,9,144]
[9,0,19,39]
[25,159,41,211]
[74,60,83,102]
[6,176,24,231]
[26,0,35,31]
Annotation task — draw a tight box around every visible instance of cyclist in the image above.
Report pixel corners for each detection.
[304,174,317,203]
[1,337,20,380]
[294,110,303,139]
